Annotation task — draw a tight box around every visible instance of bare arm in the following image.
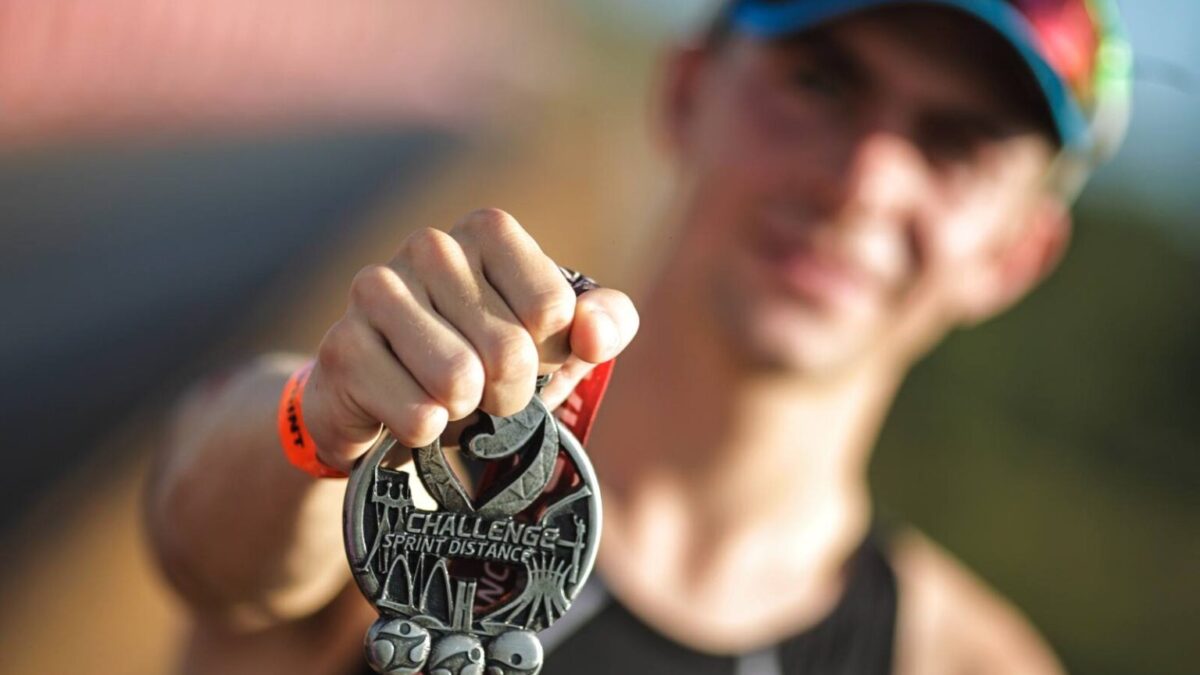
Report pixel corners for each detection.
[146,354,352,631]
[144,209,639,641]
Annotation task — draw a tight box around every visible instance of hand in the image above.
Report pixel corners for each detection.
[303,208,639,472]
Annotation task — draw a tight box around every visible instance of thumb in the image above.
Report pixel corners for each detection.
[568,288,639,365]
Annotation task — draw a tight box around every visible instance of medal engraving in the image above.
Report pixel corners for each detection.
[345,389,601,675]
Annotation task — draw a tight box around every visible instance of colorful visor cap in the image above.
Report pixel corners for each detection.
[728,0,1132,162]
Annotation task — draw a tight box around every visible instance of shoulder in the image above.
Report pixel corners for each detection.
[886,529,1065,675]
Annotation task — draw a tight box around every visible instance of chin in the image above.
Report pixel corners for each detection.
[706,255,886,376]
[726,302,877,377]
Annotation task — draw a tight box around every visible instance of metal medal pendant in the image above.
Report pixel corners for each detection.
[344,380,601,675]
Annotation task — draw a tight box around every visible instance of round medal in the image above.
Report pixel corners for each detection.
[344,389,601,675]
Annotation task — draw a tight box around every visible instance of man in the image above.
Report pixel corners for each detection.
[146,1,1132,673]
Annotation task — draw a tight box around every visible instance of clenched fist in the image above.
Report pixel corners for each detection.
[303,208,639,473]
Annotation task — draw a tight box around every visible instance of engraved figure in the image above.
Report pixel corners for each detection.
[427,633,486,675]
[363,618,431,675]
[485,630,543,675]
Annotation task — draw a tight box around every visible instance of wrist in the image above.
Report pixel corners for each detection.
[277,360,349,479]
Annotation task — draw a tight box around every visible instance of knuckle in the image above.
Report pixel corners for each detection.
[404,227,461,267]
[454,207,522,242]
[349,264,398,310]
[316,319,362,376]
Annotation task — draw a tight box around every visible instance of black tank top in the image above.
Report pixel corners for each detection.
[353,531,896,674]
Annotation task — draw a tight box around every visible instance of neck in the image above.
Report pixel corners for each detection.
[587,276,902,642]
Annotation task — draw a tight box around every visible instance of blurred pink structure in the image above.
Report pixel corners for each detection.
[0,0,564,143]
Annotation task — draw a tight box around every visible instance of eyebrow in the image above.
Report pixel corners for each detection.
[776,30,870,89]
[922,107,1010,141]
[776,25,1041,137]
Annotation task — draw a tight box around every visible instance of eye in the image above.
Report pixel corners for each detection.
[790,64,845,99]
[920,115,1002,167]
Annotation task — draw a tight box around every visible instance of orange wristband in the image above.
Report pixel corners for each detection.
[277,361,348,479]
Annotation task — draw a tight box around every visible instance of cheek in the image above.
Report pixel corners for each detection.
[937,210,1000,261]
[676,108,830,265]
[688,78,832,194]
[917,142,1047,270]
[901,192,1019,328]
[674,136,766,259]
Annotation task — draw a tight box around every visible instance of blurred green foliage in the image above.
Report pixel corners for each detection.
[872,199,1199,675]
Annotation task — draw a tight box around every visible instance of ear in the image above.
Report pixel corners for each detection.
[656,44,711,160]
[959,196,1072,325]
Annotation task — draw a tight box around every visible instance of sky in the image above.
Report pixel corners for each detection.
[1089,0,1200,246]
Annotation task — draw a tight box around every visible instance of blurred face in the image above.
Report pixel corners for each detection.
[663,8,1065,375]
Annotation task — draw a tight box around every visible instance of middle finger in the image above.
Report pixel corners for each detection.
[403,228,539,417]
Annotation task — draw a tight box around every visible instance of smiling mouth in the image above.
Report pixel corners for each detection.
[755,238,876,314]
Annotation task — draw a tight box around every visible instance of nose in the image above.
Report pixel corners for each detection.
[831,129,929,224]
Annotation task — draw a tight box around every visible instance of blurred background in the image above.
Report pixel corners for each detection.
[0,1,1195,674]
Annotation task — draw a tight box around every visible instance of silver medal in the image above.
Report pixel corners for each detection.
[344,381,601,675]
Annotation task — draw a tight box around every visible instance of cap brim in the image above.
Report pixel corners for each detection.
[730,0,1090,149]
